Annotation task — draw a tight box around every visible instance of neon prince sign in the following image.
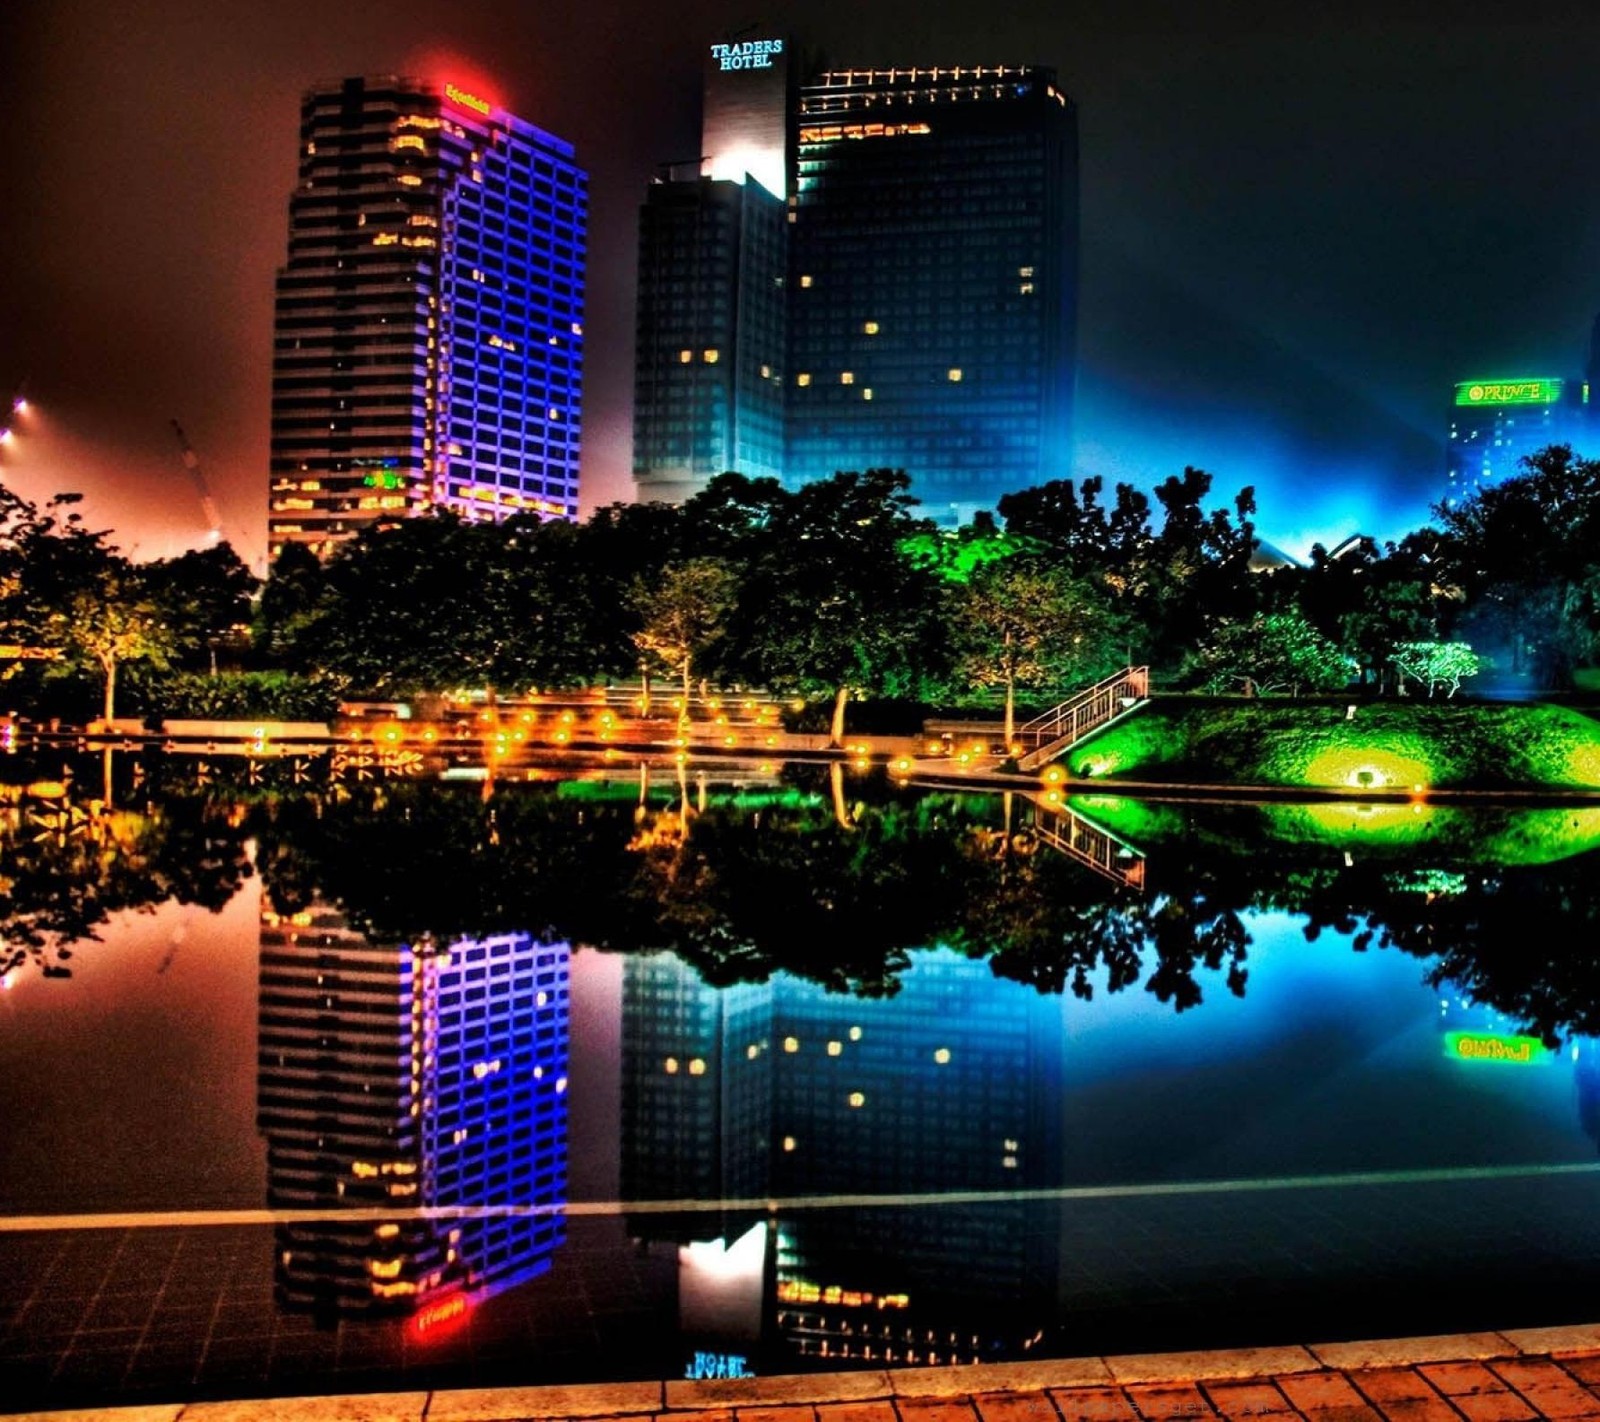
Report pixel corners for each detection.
[710,38,784,70]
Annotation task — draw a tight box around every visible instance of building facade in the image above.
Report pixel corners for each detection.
[632,178,787,501]
[269,75,587,560]
[632,40,789,504]
[1445,376,1588,502]
[632,57,1079,524]
[786,67,1078,525]
[257,903,570,1318]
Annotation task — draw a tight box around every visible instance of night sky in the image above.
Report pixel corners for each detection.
[4,0,1600,570]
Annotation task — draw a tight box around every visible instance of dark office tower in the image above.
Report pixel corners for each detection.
[269,75,587,559]
[619,954,774,1225]
[632,38,789,503]
[787,67,1078,525]
[1444,374,1588,502]
[257,903,570,1318]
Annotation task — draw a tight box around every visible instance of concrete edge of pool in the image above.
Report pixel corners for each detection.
[12,1323,1600,1422]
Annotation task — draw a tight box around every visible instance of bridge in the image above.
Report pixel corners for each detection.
[1014,665,1150,772]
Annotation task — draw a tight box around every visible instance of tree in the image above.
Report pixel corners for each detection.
[1185,609,1352,696]
[952,559,1121,743]
[630,559,738,723]
[49,563,177,722]
[254,541,325,662]
[1392,641,1482,698]
[142,542,258,672]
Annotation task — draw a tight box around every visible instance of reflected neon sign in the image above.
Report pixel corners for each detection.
[410,1293,470,1337]
[1444,1031,1548,1065]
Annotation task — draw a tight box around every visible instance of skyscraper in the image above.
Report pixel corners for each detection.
[1445,375,1588,502]
[787,68,1079,526]
[632,41,789,503]
[257,902,570,1318]
[268,75,587,560]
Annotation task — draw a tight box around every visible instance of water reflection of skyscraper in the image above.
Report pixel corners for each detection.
[621,951,1064,1370]
[257,904,569,1318]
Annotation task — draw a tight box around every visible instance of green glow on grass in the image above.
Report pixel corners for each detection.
[1300,743,1435,791]
[1268,800,1440,844]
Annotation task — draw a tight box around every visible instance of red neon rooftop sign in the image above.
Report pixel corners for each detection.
[444,82,492,116]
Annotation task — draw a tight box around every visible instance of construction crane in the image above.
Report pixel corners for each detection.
[169,418,223,544]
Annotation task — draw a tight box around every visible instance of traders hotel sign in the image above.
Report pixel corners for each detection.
[710,38,784,69]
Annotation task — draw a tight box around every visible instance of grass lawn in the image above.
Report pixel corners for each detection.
[1066,698,1600,790]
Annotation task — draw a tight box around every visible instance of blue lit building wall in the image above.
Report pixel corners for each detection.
[437,100,587,524]
[258,908,569,1315]
[268,76,585,561]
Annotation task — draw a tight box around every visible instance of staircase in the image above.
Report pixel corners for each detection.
[1014,666,1150,772]
[1030,799,1147,889]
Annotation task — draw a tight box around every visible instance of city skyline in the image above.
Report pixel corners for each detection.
[5,0,1600,567]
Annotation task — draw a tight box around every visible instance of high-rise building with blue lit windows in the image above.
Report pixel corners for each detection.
[269,75,587,559]
[257,904,570,1317]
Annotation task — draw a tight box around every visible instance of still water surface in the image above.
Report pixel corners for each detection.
[4,756,1600,1410]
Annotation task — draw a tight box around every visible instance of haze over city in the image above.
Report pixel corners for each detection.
[4,0,1600,567]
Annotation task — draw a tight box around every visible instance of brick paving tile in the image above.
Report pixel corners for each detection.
[660,1411,736,1422]
[818,1404,899,1422]
[1353,1370,1447,1406]
[1202,1382,1296,1418]
[1422,1366,1513,1398]
[973,1393,1063,1422]
[1562,1361,1600,1389]
[738,1408,819,1422]
[1125,1383,1218,1421]
[1276,1374,1374,1414]
[1448,1392,1538,1422]
[1049,1386,1141,1422]
[895,1401,980,1422]
[1490,1360,1600,1420]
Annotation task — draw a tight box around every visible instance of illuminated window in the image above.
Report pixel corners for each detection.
[796,373,811,387]
[827,1040,843,1057]
[664,1057,680,1074]
[862,388,873,400]
[746,1043,761,1059]
[934,1047,951,1064]
[703,349,720,364]
[1002,1155,1018,1168]
[848,1092,866,1108]
[393,135,426,152]
[848,1026,862,1041]
[948,368,963,382]
[398,174,422,187]
[1019,282,1034,294]
[688,1058,707,1075]
[679,349,693,364]
[1019,265,1035,277]
[800,274,813,288]
[783,1136,797,1152]
[783,1036,800,1053]
[840,371,854,385]
[760,364,772,378]
[863,320,879,335]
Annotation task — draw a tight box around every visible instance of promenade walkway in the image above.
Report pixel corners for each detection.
[17,1325,1600,1422]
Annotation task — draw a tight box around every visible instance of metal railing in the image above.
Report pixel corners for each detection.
[1015,666,1150,771]
[1029,799,1147,889]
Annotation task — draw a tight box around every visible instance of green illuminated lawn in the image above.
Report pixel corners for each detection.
[1067,699,1600,791]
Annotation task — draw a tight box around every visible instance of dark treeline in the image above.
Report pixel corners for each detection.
[8,448,1600,728]
[7,764,1600,1045]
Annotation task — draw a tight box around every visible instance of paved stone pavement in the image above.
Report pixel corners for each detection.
[17,1326,1600,1422]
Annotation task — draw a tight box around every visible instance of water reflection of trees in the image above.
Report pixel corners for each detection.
[10,763,1600,1045]
[0,783,251,980]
